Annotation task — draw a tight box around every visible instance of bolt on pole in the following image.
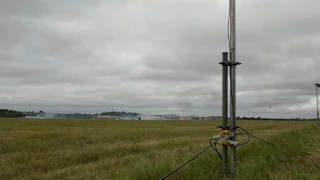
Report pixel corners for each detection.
[229,0,237,175]
[221,52,229,172]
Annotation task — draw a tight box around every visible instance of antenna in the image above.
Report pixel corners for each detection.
[315,83,320,126]
[229,0,239,175]
[219,52,229,172]
[217,0,241,175]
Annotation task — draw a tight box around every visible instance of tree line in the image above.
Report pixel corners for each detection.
[0,109,38,118]
[0,109,141,119]
[100,111,139,117]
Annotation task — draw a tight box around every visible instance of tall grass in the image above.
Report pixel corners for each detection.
[0,118,319,180]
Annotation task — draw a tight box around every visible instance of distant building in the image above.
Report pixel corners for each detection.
[207,116,222,120]
[180,116,191,120]
[189,115,200,120]
[151,115,164,120]
[164,114,180,120]
[139,115,164,120]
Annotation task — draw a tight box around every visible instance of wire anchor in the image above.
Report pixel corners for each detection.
[213,130,238,147]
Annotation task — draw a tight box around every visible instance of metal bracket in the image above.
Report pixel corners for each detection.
[219,61,242,66]
[231,62,242,66]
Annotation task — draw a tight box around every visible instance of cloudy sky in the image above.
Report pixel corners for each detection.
[0,0,319,118]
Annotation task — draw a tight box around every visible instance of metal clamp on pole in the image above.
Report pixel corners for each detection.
[219,61,231,66]
[230,61,242,66]
[219,61,242,66]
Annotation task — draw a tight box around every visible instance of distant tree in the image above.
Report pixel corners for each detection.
[0,109,26,118]
[100,111,139,118]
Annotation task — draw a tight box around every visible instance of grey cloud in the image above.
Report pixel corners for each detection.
[0,0,319,118]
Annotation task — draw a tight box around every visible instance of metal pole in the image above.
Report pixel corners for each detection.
[317,86,319,126]
[229,0,237,174]
[222,52,229,172]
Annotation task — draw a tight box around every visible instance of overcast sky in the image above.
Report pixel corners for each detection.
[0,0,319,118]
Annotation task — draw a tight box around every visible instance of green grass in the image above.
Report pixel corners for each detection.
[0,118,319,180]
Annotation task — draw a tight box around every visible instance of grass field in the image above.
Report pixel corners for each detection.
[0,118,319,180]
